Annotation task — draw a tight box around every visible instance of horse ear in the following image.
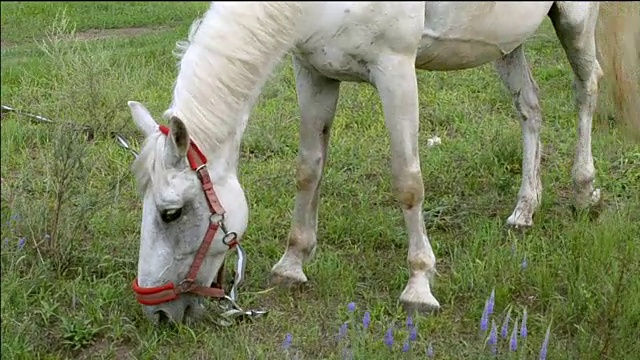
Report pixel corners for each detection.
[168,115,190,158]
[128,101,158,137]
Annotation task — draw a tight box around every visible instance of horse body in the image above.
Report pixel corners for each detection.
[127,2,640,323]
[296,2,555,79]
[416,2,554,70]
[274,1,605,312]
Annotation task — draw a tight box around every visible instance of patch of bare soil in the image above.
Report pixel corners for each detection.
[0,26,166,49]
[1,39,16,49]
[73,26,166,41]
[76,338,135,360]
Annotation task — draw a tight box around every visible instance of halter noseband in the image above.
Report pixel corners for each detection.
[131,125,238,306]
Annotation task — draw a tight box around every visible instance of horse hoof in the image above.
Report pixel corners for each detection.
[505,212,534,229]
[504,222,532,235]
[400,295,441,315]
[399,282,441,315]
[572,188,604,218]
[269,265,307,288]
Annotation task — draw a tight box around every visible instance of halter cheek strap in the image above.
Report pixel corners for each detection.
[131,125,237,306]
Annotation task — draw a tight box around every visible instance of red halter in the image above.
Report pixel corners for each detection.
[131,125,238,306]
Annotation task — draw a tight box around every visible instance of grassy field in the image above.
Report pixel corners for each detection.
[1,2,639,359]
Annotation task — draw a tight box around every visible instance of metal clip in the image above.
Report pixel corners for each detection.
[211,244,268,326]
[229,243,246,302]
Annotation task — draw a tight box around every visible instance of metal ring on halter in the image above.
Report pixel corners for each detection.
[222,231,238,246]
[178,279,194,291]
[209,212,224,225]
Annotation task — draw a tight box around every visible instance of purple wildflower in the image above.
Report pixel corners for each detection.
[402,341,410,353]
[347,302,356,312]
[342,348,353,360]
[488,320,498,355]
[427,342,434,357]
[406,315,414,329]
[480,299,490,332]
[521,257,528,270]
[539,325,551,360]
[384,327,394,349]
[17,237,26,250]
[409,326,417,341]
[282,333,293,350]
[338,322,348,340]
[487,289,495,315]
[521,308,528,338]
[501,311,511,339]
[509,319,518,352]
[362,311,371,330]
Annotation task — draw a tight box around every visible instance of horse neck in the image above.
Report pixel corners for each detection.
[205,139,241,184]
[201,112,249,185]
[168,2,305,174]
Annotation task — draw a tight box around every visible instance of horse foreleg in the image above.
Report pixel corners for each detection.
[372,55,440,313]
[270,57,340,286]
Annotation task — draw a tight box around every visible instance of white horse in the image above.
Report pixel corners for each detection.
[127,2,639,323]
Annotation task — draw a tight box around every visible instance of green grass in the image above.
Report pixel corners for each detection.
[1,2,639,359]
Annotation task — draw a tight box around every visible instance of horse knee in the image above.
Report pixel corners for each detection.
[394,170,424,210]
[287,226,315,255]
[585,65,601,96]
[515,80,542,126]
[573,162,595,183]
[295,154,322,192]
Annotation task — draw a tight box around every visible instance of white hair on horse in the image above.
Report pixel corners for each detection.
[170,17,202,63]
[134,2,303,194]
[132,131,192,194]
[164,2,303,152]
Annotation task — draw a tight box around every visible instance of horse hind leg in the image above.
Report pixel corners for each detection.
[549,3,603,211]
[494,45,543,228]
[270,58,339,286]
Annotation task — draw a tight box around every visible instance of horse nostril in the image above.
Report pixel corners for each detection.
[154,310,171,325]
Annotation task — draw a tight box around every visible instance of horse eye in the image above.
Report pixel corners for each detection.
[160,208,183,223]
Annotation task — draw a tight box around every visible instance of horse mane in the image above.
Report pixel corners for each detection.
[164,2,304,153]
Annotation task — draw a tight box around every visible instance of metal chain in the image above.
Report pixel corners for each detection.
[1,105,139,158]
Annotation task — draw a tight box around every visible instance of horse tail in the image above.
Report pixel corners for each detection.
[596,2,640,140]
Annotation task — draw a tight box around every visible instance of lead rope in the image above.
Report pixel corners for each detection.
[2,104,268,326]
[214,244,267,326]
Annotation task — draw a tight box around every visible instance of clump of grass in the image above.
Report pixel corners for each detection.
[2,10,132,275]
[35,10,138,138]
[1,11,139,353]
